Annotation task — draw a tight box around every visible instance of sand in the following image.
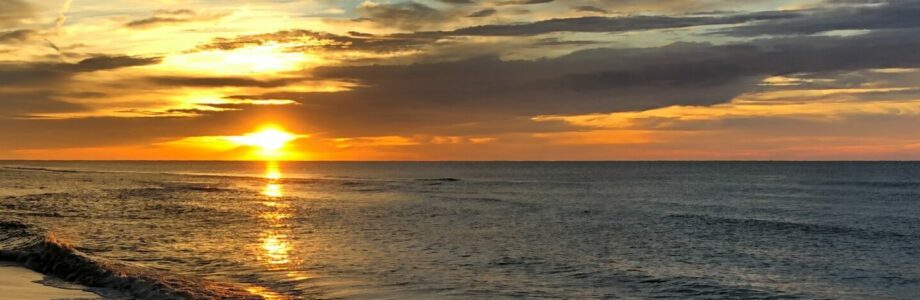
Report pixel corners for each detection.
[0,263,102,300]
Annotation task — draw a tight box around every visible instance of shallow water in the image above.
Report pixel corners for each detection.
[1,162,919,299]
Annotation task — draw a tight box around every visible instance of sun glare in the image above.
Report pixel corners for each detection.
[161,44,311,74]
[229,126,301,158]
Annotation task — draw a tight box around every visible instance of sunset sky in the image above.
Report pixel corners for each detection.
[2,0,920,160]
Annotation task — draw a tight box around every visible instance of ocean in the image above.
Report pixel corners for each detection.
[1,161,919,299]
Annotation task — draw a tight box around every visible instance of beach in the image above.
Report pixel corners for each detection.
[0,262,101,300]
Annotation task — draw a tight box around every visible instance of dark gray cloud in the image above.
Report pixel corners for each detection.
[0,115,218,149]
[0,0,33,27]
[0,55,161,86]
[533,37,601,46]
[397,11,799,37]
[66,55,162,72]
[223,29,920,137]
[572,6,608,14]
[0,29,37,44]
[153,9,196,15]
[439,0,475,4]
[353,1,456,30]
[0,91,88,118]
[125,17,189,28]
[824,0,891,5]
[193,9,800,60]
[559,0,775,13]
[0,55,160,120]
[196,29,428,53]
[722,0,920,36]
[467,8,497,17]
[499,0,554,4]
[125,9,228,29]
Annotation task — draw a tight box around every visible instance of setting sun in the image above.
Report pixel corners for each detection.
[229,126,301,158]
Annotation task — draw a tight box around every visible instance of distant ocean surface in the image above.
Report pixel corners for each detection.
[1,161,920,299]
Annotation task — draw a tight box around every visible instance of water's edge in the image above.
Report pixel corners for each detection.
[0,220,262,300]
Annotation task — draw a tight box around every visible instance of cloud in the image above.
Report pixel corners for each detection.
[722,0,920,36]
[67,55,162,72]
[397,10,799,37]
[0,116,211,149]
[0,29,38,44]
[533,37,601,46]
[0,55,161,86]
[147,76,302,88]
[195,29,429,53]
[572,6,608,14]
[154,9,196,15]
[499,0,554,5]
[352,1,458,30]
[191,9,800,60]
[7,0,920,159]
[467,8,497,17]
[55,0,72,34]
[217,28,920,138]
[560,0,775,13]
[0,91,89,118]
[0,102,305,150]
[0,54,159,119]
[190,5,803,59]
[125,9,229,29]
[0,0,33,27]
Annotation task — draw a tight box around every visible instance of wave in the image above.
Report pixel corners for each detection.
[3,166,81,173]
[666,214,913,240]
[481,256,797,299]
[810,180,920,189]
[0,220,265,300]
[414,178,461,182]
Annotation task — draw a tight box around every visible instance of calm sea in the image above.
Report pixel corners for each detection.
[1,161,919,299]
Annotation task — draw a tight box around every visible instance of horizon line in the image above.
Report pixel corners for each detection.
[2,159,919,163]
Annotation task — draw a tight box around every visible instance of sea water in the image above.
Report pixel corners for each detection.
[1,161,919,299]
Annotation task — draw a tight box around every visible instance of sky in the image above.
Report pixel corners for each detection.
[1,0,920,160]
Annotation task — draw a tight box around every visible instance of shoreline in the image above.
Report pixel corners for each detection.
[0,262,103,300]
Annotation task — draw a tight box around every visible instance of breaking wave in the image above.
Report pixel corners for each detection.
[0,220,264,300]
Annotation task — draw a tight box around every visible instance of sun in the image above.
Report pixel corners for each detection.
[229,126,300,158]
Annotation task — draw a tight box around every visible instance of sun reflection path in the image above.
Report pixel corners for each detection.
[262,161,283,198]
[261,232,292,266]
[265,161,283,180]
[263,183,284,198]
[248,161,316,298]
[257,161,295,269]
[245,286,287,300]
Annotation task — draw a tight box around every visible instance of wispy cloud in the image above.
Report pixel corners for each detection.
[125,9,230,29]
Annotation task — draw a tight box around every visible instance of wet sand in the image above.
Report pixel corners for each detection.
[0,263,101,300]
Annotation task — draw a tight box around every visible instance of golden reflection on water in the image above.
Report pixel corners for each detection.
[265,161,282,180]
[259,211,292,221]
[260,232,292,266]
[260,200,289,209]
[263,183,284,198]
[246,161,302,300]
[245,286,286,300]
[247,161,313,299]
[256,161,296,269]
